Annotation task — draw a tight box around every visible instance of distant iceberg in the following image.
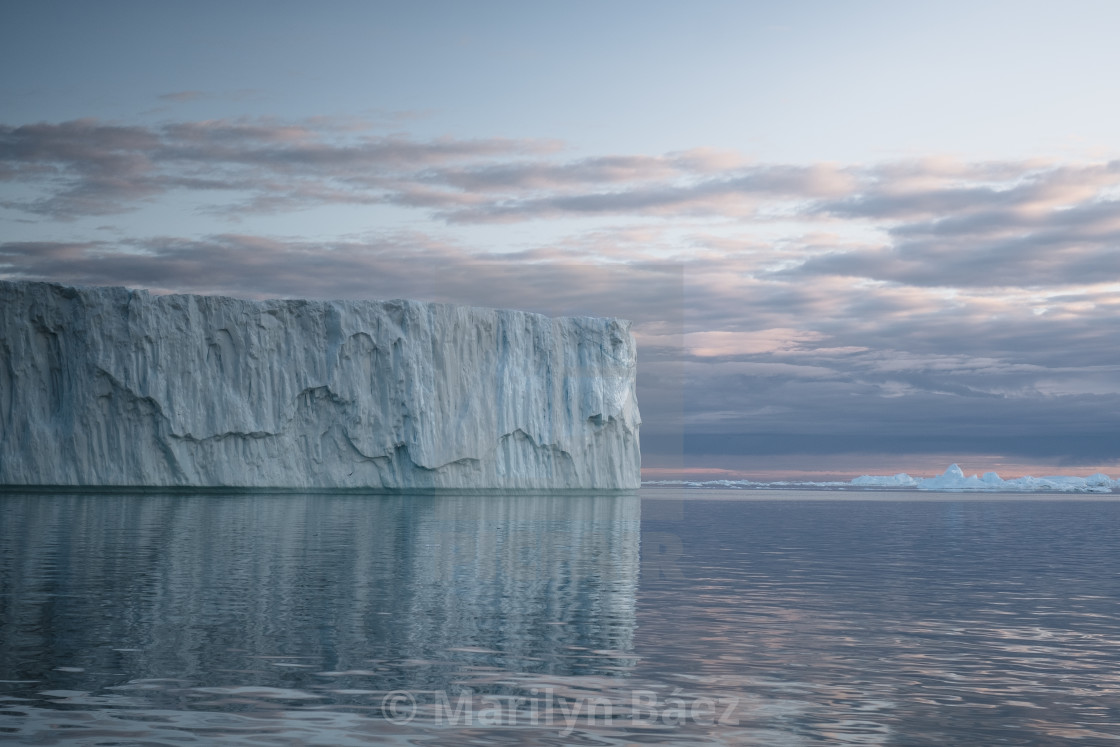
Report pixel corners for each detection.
[644,463,1119,493]
[851,473,918,488]
[908,464,1118,493]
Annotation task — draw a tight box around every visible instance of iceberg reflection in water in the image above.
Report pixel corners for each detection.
[9,491,1120,744]
[0,491,641,743]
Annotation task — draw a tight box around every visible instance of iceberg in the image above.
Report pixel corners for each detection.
[644,464,1118,493]
[850,473,919,488]
[912,464,1118,493]
[915,463,990,491]
[0,281,641,490]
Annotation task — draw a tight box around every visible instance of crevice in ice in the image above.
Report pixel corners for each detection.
[391,442,482,473]
[500,428,575,462]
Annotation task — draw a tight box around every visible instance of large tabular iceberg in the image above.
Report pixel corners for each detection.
[0,281,641,490]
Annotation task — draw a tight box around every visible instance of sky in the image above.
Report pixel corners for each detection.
[2,0,1119,480]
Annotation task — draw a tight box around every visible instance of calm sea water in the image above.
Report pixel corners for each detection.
[2,489,1120,745]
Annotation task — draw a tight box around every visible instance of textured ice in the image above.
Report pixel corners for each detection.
[910,464,1118,493]
[0,281,641,490]
[850,473,919,488]
[645,463,1118,493]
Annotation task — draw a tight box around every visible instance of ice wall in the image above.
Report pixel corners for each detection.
[0,281,640,489]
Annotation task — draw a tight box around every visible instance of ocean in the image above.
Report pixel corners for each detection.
[2,489,1119,745]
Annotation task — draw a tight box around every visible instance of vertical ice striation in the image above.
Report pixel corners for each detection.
[0,281,640,489]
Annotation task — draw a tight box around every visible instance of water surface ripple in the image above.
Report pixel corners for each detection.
[1,490,1119,744]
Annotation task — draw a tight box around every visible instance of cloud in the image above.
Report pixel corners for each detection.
[684,329,827,357]
[158,91,206,102]
[0,233,682,324]
[782,201,1120,288]
[0,118,562,219]
[436,163,855,223]
[3,120,1119,289]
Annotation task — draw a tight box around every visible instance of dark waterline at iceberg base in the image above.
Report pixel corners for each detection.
[3,490,1120,745]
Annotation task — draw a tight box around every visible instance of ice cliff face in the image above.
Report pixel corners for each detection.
[0,281,640,490]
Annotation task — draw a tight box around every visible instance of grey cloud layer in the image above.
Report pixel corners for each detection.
[0,234,681,323]
[0,119,560,219]
[4,119,1118,289]
[3,118,1119,464]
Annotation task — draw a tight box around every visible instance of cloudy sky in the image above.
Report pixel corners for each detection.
[3,0,1120,479]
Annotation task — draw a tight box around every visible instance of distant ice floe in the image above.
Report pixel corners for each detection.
[644,464,1119,493]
